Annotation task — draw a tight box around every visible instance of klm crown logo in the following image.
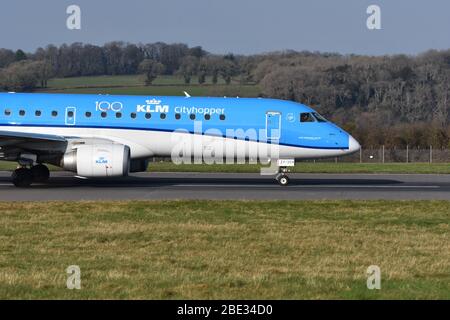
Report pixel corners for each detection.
[145,99,162,105]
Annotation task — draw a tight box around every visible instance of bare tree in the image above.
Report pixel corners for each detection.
[0,60,41,91]
[138,59,165,85]
[177,56,198,84]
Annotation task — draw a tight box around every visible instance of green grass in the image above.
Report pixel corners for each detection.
[43,84,261,97]
[44,75,260,97]
[0,161,60,171]
[148,162,450,174]
[47,75,145,88]
[0,200,448,299]
[47,75,230,89]
[1,161,450,174]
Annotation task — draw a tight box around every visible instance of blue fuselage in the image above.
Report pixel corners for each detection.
[0,93,354,152]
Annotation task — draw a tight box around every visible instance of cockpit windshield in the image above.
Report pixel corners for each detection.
[300,112,328,123]
[312,112,327,122]
[300,112,315,122]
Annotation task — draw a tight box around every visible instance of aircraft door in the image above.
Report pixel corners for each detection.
[65,107,76,125]
[266,111,281,141]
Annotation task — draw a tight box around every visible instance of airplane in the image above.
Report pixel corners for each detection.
[0,92,360,187]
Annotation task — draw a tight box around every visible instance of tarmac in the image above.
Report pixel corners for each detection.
[0,171,449,201]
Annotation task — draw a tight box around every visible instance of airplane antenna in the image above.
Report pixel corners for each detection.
[183,91,191,98]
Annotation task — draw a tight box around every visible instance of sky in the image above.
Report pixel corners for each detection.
[1,0,450,55]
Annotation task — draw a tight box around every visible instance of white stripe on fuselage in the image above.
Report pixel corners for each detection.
[0,125,347,160]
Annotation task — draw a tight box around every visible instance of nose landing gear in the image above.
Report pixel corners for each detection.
[275,165,292,186]
[268,159,295,186]
[276,173,290,186]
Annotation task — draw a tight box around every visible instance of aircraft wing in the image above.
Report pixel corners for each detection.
[0,130,68,154]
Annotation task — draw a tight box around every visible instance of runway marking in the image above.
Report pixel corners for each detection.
[0,182,441,189]
[174,184,440,189]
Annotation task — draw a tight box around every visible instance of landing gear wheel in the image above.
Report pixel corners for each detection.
[31,164,50,182]
[12,168,33,188]
[277,174,290,186]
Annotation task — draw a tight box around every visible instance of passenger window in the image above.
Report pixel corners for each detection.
[145,113,151,119]
[130,112,136,119]
[85,111,92,118]
[101,112,107,118]
[300,113,315,123]
[190,114,196,120]
[205,114,211,120]
[35,110,41,117]
[68,111,74,118]
[160,113,166,119]
[52,111,58,117]
[220,114,226,121]
[116,112,122,119]
[19,110,25,116]
[4,109,11,116]
[175,113,181,120]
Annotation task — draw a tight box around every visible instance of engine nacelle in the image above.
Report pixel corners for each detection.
[61,144,130,177]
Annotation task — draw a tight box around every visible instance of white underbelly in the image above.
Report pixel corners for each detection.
[0,126,346,161]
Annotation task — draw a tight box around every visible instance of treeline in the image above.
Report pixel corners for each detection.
[1,42,450,148]
[0,42,243,88]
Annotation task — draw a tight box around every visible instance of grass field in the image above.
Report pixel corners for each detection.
[1,161,450,174]
[43,85,261,97]
[47,75,146,88]
[0,200,448,299]
[43,75,261,97]
[47,75,230,88]
[0,161,60,171]
[147,162,450,174]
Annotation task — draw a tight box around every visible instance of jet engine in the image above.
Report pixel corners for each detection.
[61,144,130,177]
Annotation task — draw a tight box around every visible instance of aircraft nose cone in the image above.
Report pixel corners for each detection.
[348,135,361,154]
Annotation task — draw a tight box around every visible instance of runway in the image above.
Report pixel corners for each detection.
[0,171,450,201]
